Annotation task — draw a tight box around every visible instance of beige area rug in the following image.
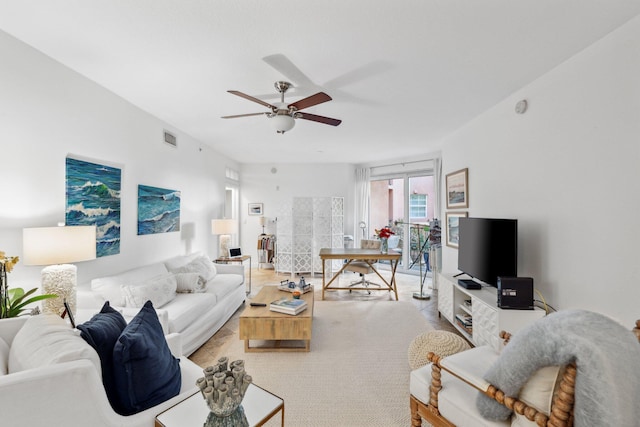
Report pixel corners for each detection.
[209,300,433,427]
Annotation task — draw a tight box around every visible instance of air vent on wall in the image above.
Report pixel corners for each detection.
[164,130,177,147]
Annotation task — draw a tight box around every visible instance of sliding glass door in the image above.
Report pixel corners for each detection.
[369,173,435,275]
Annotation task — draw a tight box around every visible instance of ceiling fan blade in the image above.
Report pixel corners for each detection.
[323,60,393,89]
[288,92,332,111]
[262,54,316,89]
[297,112,342,126]
[221,112,268,119]
[227,91,276,110]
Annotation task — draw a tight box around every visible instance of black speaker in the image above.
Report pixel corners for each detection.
[497,277,534,310]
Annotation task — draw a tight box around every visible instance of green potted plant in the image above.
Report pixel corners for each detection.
[0,251,57,318]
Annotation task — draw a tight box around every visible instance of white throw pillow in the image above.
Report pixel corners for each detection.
[8,314,101,375]
[169,255,217,283]
[174,272,206,293]
[91,263,169,306]
[192,256,217,281]
[163,252,203,271]
[121,272,178,308]
[511,366,562,427]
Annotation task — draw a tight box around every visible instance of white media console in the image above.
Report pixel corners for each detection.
[438,273,545,352]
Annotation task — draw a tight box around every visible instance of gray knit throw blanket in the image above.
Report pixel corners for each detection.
[476,309,640,427]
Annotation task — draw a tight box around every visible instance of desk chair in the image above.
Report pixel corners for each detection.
[345,239,381,294]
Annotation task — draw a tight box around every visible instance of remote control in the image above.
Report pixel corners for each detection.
[250,302,267,307]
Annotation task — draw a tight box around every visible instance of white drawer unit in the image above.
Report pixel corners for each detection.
[439,273,545,352]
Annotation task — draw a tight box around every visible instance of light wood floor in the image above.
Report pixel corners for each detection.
[189,266,462,366]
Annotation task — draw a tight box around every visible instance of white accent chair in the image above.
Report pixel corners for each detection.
[345,239,381,294]
[410,317,640,427]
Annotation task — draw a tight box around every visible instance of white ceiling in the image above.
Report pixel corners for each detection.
[1,1,639,164]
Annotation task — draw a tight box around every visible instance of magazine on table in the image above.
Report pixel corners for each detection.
[269,297,308,315]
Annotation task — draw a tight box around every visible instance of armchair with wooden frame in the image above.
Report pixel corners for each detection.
[410,315,640,427]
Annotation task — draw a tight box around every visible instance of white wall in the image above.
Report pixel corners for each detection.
[441,16,640,326]
[0,31,237,287]
[239,163,355,261]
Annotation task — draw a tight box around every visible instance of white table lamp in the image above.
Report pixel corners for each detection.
[211,219,238,258]
[23,225,96,316]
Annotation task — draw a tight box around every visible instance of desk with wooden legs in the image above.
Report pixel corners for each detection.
[318,248,401,300]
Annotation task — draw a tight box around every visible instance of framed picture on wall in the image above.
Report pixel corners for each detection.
[446,211,468,248]
[66,157,121,257]
[248,203,263,216]
[137,185,181,235]
[446,168,469,209]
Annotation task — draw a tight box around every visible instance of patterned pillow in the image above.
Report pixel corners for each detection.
[174,272,206,293]
[169,256,216,283]
[121,272,177,308]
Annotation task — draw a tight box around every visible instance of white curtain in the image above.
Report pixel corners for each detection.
[354,167,370,247]
[433,157,442,219]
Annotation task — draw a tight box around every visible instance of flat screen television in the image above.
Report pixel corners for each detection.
[457,217,517,287]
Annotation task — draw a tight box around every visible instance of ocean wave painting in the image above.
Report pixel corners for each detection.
[138,184,181,235]
[66,157,121,257]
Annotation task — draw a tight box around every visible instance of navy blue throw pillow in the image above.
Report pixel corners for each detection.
[112,300,181,415]
[77,301,127,411]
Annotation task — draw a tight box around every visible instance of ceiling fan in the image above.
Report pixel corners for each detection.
[221,81,342,134]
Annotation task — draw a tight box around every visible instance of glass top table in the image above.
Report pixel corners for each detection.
[155,383,284,427]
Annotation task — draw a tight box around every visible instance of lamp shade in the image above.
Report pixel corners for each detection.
[23,226,97,266]
[211,219,238,235]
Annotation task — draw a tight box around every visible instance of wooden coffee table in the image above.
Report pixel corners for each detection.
[239,285,314,352]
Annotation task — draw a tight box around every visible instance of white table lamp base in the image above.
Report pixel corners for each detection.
[219,234,231,258]
[41,264,77,316]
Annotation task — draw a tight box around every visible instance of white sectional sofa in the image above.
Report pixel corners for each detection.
[77,252,246,356]
[0,315,203,427]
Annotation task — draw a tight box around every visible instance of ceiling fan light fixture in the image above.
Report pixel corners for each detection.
[271,114,295,134]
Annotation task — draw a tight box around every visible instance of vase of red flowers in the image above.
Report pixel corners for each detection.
[375,227,395,254]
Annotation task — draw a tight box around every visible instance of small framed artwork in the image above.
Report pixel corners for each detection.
[248,203,263,216]
[446,211,468,248]
[446,168,469,209]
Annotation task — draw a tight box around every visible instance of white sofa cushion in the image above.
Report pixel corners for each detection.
[8,314,101,376]
[440,346,499,392]
[410,346,509,427]
[409,363,434,407]
[439,368,512,427]
[207,273,244,301]
[411,362,508,427]
[0,337,9,375]
[92,263,169,306]
[121,272,178,308]
[165,293,217,334]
